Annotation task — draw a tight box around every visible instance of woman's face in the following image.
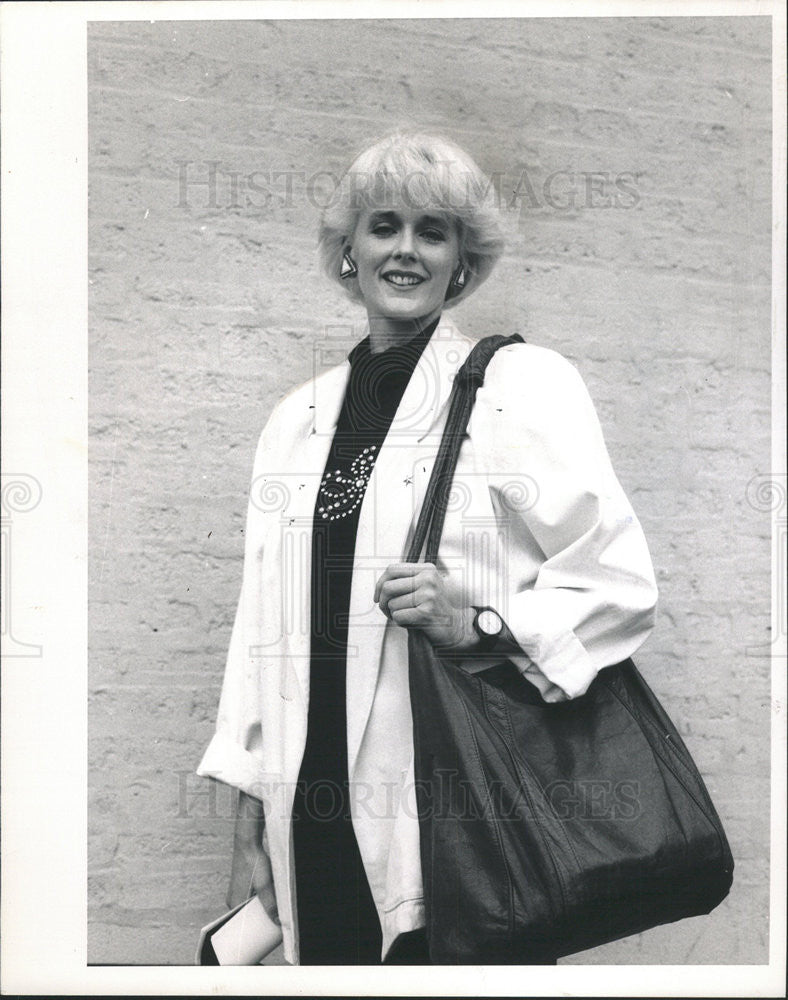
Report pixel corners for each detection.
[350,204,460,327]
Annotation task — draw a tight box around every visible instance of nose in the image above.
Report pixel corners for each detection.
[393,227,416,260]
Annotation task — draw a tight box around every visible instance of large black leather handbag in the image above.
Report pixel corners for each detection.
[405,334,734,964]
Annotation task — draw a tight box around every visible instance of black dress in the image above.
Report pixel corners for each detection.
[291,319,439,965]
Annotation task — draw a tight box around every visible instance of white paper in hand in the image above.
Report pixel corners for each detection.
[198,895,283,965]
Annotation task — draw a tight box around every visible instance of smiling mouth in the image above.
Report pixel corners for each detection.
[382,272,425,287]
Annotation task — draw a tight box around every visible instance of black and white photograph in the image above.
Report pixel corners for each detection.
[1,2,785,995]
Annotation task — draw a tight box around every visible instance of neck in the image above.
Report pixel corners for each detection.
[366,307,441,355]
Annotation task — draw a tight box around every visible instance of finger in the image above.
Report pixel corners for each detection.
[378,576,418,606]
[373,568,389,603]
[391,596,455,626]
[387,591,420,615]
[374,562,424,602]
[389,606,423,628]
[380,584,418,619]
[373,567,396,603]
[255,880,281,926]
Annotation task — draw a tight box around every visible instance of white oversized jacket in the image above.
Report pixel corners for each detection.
[196,317,658,963]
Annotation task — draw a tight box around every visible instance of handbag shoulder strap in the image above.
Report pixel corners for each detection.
[406,332,525,565]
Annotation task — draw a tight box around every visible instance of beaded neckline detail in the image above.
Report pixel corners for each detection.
[317,445,378,521]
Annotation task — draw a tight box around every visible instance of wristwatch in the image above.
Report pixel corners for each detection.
[471,606,504,652]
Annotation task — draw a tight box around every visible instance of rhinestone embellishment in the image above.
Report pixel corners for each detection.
[317,445,378,521]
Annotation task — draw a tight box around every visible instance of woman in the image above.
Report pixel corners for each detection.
[197,133,658,965]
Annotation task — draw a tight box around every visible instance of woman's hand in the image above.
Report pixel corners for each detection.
[228,791,280,924]
[374,562,475,651]
[227,840,279,922]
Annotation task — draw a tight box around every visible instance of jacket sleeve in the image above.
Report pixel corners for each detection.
[474,344,658,702]
[195,411,279,801]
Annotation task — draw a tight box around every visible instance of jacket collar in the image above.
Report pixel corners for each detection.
[309,314,474,444]
[346,314,439,371]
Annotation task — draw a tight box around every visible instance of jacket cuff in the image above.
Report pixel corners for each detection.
[506,652,571,703]
[196,731,264,800]
[505,601,599,700]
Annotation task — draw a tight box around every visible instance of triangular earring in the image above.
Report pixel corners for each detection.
[451,264,466,289]
[340,251,358,279]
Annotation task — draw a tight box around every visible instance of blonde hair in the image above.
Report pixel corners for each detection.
[318,132,505,308]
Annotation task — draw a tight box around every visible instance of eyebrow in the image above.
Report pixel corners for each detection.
[368,210,449,229]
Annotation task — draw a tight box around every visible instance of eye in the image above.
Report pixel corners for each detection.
[421,228,447,243]
[371,222,396,237]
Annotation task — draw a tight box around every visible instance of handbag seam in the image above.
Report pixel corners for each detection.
[616,667,731,862]
[498,688,575,905]
[620,673,716,803]
[600,676,726,842]
[462,681,514,938]
[634,705,728,838]
[481,681,569,922]
[501,694,584,877]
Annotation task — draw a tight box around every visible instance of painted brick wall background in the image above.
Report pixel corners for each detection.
[88,17,773,965]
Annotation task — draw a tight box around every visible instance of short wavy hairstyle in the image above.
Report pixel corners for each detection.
[318,132,505,309]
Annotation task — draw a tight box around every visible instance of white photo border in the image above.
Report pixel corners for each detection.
[1,0,785,995]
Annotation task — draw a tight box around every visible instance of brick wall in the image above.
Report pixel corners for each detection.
[88,17,772,964]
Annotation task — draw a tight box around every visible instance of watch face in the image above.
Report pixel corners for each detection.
[477,608,503,637]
